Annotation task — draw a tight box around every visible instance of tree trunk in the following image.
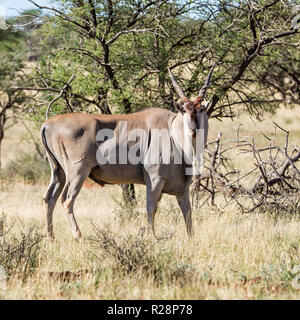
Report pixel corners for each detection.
[101,42,136,205]
[121,183,136,206]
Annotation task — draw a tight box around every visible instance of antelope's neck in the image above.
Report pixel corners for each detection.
[170,113,193,165]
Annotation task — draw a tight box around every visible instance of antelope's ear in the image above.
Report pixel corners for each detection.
[174,101,185,114]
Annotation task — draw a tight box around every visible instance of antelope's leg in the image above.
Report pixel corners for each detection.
[176,189,193,236]
[43,156,66,240]
[61,165,91,239]
[146,178,165,238]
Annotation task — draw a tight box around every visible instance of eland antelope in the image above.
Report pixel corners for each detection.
[41,64,215,239]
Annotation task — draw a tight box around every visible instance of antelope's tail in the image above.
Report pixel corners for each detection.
[40,124,61,170]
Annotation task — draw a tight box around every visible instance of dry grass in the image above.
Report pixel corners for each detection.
[1,106,300,300]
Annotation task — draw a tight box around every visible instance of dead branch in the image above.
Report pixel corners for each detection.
[192,123,300,214]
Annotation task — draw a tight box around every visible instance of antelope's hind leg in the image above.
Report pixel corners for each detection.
[60,164,91,239]
[43,157,66,240]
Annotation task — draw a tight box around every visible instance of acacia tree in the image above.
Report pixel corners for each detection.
[23,1,299,118]
[259,32,300,106]
[0,56,28,167]
[0,23,28,168]
[108,0,299,119]
[22,0,203,117]
[184,0,300,118]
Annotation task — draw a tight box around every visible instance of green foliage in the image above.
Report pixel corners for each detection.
[0,20,23,53]
[22,0,299,123]
[0,52,25,96]
[0,0,297,125]
[0,9,42,54]
[0,15,31,167]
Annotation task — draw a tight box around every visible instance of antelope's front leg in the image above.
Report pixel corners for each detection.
[146,178,165,238]
[176,189,193,236]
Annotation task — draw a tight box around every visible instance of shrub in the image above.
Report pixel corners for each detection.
[0,215,44,278]
[89,225,195,284]
[111,192,143,225]
[0,151,50,184]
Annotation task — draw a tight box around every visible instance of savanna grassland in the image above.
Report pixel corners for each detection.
[1,107,300,300]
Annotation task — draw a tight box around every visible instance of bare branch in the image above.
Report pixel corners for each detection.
[46,75,75,119]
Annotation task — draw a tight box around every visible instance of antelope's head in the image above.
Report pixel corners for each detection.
[168,64,215,139]
[169,64,215,176]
